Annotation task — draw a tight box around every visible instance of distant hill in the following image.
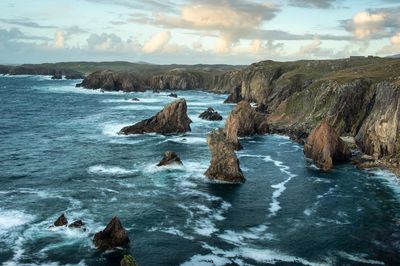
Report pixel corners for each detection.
[388,54,400,58]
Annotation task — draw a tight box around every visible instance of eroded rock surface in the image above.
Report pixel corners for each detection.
[304,120,351,170]
[205,129,245,183]
[199,108,223,121]
[119,99,192,135]
[93,216,130,250]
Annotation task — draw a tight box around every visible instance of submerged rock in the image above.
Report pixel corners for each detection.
[205,129,245,183]
[199,108,223,121]
[304,120,351,171]
[157,151,183,166]
[224,101,268,150]
[54,214,68,227]
[120,255,138,266]
[119,99,192,135]
[68,220,85,229]
[168,93,178,98]
[224,86,243,103]
[93,216,130,250]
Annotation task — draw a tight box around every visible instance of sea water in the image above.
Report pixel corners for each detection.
[0,75,399,265]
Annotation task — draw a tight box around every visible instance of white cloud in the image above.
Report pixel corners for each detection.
[390,32,400,46]
[350,11,386,39]
[142,31,171,53]
[54,31,65,49]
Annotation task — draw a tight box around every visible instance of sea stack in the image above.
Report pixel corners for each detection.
[54,214,68,227]
[224,101,268,150]
[119,99,192,135]
[199,107,223,121]
[304,120,351,171]
[205,129,245,183]
[93,216,130,250]
[157,151,183,166]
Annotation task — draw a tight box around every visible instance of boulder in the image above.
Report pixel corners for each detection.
[224,101,268,150]
[51,73,62,80]
[157,151,183,166]
[93,216,130,250]
[120,255,138,266]
[199,108,223,121]
[54,214,68,227]
[205,129,245,183]
[304,120,351,171]
[119,99,192,135]
[224,86,243,103]
[68,220,85,229]
[168,93,178,98]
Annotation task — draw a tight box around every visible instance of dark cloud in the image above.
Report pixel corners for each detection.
[288,0,339,9]
[0,18,56,29]
[0,28,52,41]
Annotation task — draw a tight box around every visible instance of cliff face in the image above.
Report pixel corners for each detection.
[235,58,400,168]
[1,65,85,79]
[78,70,145,92]
[149,69,205,91]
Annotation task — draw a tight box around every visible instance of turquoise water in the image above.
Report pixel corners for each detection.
[0,75,400,265]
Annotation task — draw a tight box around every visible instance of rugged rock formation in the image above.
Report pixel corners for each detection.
[157,151,183,166]
[205,129,245,183]
[304,120,351,170]
[199,108,223,121]
[150,69,204,91]
[54,214,68,226]
[121,255,138,266]
[224,86,243,103]
[355,81,400,160]
[224,101,268,150]
[78,70,144,92]
[119,99,192,135]
[68,220,85,229]
[51,73,62,80]
[2,65,84,79]
[93,216,130,250]
[168,93,178,98]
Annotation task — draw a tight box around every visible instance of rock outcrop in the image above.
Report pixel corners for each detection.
[78,70,144,92]
[199,108,223,121]
[93,216,130,250]
[205,129,245,183]
[224,101,268,150]
[54,214,68,226]
[121,255,138,266]
[119,99,192,135]
[150,69,204,91]
[68,220,85,229]
[304,120,351,170]
[157,151,183,166]
[168,93,178,98]
[224,86,243,103]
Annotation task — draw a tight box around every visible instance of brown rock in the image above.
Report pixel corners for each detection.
[68,220,85,229]
[157,151,183,166]
[93,216,130,250]
[304,120,351,171]
[54,214,68,227]
[205,129,245,183]
[224,86,243,103]
[199,108,223,121]
[120,255,138,266]
[224,101,268,150]
[119,99,192,135]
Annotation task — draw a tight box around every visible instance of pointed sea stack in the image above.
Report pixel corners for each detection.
[304,120,351,170]
[119,99,192,135]
[54,214,68,227]
[205,129,245,183]
[93,216,130,250]
[224,101,268,150]
[157,151,183,166]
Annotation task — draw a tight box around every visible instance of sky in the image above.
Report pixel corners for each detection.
[0,0,399,64]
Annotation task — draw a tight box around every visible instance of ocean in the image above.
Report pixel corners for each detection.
[0,75,399,265]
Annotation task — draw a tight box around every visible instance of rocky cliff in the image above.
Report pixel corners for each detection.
[0,64,85,79]
[231,57,400,172]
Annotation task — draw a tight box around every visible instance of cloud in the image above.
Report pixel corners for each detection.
[0,18,56,29]
[248,39,284,56]
[288,0,339,9]
[83,0,175,12]
[54,31,65,49]
[87,33,127,52]
[142,31,171,53]
[344,7,400,40]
